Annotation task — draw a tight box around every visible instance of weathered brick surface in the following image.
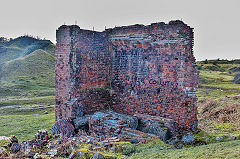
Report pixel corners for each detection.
[55,25,73,120]
[55,20,198,130]
[55,26,111,119]
[88,112,129,137]
[51,119,75,138]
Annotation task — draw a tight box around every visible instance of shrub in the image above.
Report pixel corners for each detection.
[233,73,240,84]
[229,67,240,73]
[202,65,220,71]
[115,142,136,155]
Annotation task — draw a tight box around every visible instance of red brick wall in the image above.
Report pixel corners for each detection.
[55,25,73,120]
[70,30,112,116]
[55,27,111,119]
[108,21,198,129]
[55,21,198,130]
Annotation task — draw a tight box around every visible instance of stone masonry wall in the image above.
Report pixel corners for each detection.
[55,20,198,130]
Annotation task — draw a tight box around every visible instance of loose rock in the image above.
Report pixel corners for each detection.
[230,136,236,141]
[216,136,224,141]
[73,115,90,131]
[137,118,171,141]
[43,111,48,114]
[181,132,195,144]
[51,119,75,138]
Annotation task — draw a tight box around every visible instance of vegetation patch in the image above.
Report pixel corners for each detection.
[0,112,55,141]
[0,96,55,107]
[129,140,240,159]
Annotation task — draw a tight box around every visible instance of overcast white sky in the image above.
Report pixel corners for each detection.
[0,0,239,60]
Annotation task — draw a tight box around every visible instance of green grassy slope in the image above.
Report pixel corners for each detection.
[129,140,240,159]
[0,36,55,97]
[196,62,240,140]
[2,49,54,78]
[197,62,240,99]
[0,36,54,64]
[0,110,55,141]
[0,36,56,141]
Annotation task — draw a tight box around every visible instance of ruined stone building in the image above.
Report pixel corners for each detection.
[55,20,198,130]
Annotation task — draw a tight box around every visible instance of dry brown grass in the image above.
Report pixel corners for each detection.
[198,99,218,114]
[210,103,240,122]
[200,100,240,122]
[198,97,240,136]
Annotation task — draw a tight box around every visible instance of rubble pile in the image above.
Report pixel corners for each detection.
[88,111,138,137]
[0,111,185,158]
[51,119,75,138]
[134,114,180,139]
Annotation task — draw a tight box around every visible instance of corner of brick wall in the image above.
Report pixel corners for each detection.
[55,21,199,130]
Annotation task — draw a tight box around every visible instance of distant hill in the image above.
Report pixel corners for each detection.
[0,36,55,97]
[0,36,55,64]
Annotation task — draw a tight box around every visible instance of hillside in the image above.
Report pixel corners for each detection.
[0,36,55,64]
[0,36,55,97]
[196,60,240,140]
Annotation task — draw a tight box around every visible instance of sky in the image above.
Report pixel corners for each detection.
[0,0,239,61]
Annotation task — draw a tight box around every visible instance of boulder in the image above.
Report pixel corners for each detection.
[181,132,195,144]
[137,118,171,141]
[73,115,91,131]
[131,138,139,144]
[231,136,236,141]
[109,111,138,129]
[216,136,224,141]
[10,143,21,153]
[43,111,48,114]
[89,111,138,137]
[89,112,129,136]
[168,136,179,145]
[175,143,183,149]
[234,73,240,84]
[93,152,104,159]
[134,114,180,140]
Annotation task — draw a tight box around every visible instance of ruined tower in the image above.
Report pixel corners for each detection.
[55,20,198,130]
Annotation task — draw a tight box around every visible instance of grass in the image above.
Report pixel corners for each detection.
[1,49,55,83]
[0,36,55,97]
[200,82,240,90]
[199,70,240,90]
[0,112,55,141]
[197,99,240,137]
[197,63,240,100]
[0,96,55,107]
[197,88,240,100]
[0,49,55,97]
[200,70,234,82]
[0,96,55,141]
[0,37,56,142]
[196,62,240,141]
[129,140,240,159]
